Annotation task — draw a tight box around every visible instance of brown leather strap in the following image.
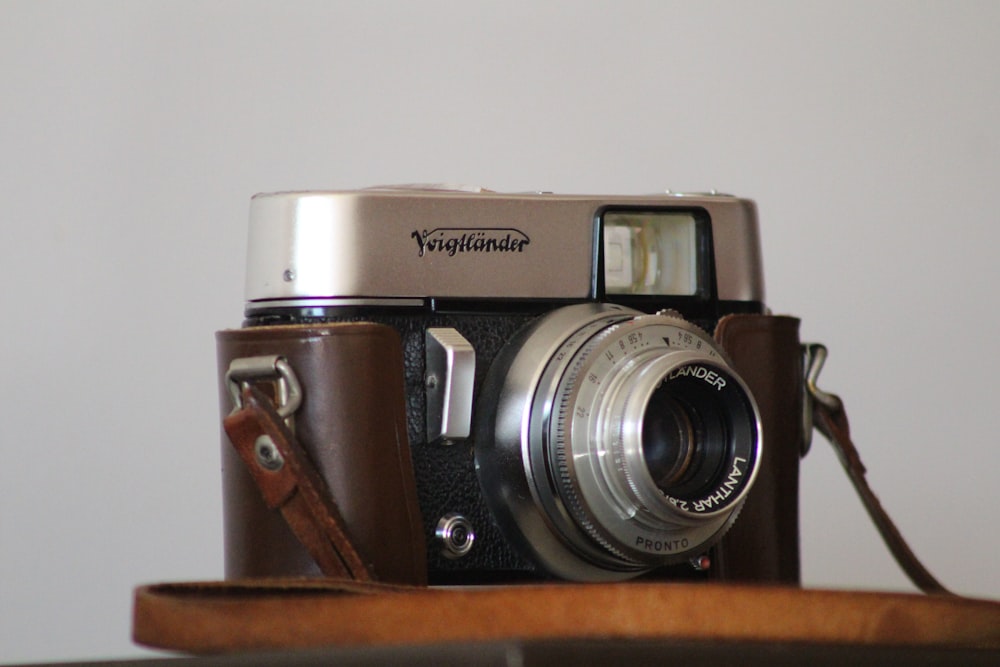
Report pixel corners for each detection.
[811,395,951,595]
[223,385,374,582]
[133,579,1000,653]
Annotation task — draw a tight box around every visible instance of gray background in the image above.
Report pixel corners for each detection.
[2,1,998,663]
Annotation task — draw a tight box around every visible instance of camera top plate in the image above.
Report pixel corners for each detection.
[243,188,764,312]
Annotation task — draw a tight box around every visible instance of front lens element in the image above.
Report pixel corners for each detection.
[642,391,707,496]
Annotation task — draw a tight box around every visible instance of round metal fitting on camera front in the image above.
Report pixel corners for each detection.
[436,513,476,559]
[253,434,284,471]
[475,303,762,582]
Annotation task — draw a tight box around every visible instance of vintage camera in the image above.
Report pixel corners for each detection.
[219,187,803,586]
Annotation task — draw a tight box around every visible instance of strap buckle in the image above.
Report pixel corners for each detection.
[225,355,303,419]
[801,342,842,456]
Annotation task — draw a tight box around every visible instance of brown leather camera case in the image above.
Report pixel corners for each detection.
[218,314,805,586]
[712,313,803,584]
[217,323,426,586]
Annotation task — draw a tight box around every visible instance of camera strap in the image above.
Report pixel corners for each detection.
[133,578,1000,654]
[803,344,951,596]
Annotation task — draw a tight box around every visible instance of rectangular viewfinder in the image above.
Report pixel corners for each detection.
[602,211,704,296]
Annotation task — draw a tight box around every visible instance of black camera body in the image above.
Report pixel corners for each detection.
[225,187,796,585]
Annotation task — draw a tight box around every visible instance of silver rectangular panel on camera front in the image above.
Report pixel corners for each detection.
[244,188,764,307]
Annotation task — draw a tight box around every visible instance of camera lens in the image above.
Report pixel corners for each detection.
[642,391,709,497]
[476,304,762,582]
[642,369,750,502]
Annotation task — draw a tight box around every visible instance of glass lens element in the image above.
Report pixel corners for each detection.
[641,373,732,501]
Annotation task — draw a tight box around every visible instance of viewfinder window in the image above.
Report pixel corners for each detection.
[603,211,702,296]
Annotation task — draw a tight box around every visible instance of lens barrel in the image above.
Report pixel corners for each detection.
[476,304,762,582]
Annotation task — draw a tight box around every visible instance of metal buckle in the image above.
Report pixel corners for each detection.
[225,355,303,419]
[802,343,842,456]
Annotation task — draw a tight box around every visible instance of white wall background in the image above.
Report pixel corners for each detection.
[2,1,999,662]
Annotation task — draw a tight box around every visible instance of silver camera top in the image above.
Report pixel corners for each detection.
[244,187,765,312]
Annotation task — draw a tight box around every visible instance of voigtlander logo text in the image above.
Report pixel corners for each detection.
[412,228,530,257]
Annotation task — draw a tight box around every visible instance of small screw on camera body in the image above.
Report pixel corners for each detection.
[436,513,475,559]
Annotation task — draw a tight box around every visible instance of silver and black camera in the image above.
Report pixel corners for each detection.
[219,187,804,586]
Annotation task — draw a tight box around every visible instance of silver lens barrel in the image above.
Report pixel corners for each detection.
[475,304,762,581]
